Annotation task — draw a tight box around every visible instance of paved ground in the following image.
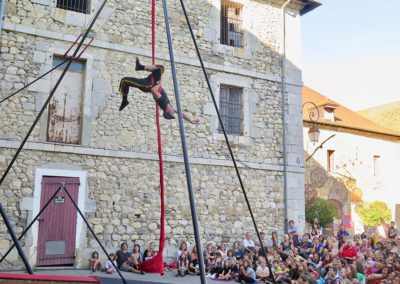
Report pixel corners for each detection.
[5,269,208,284]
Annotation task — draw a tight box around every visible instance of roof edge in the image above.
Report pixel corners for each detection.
[299,0,322,16]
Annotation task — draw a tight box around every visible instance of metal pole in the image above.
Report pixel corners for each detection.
[62,185,127,284]
[160,1,206,283]
[0,0,109,274]
[0,185,63,264]
[178,0,275,281]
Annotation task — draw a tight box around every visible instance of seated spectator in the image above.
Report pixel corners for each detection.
[337,224,350,248]
[339,239,357,263]
[255,231,268,248]
[226,249,235,261]
[132,244,143,263]
[310,223,322,238]
[221,258,239,281]
[104,253,117,274]
[188,246,200,276]
[121,256,144,274]
[255,256,270,283]
[176,252,189,277]
[269,231,280,249]
[236,259,256,283]
[243,232,256,253]
[219,242,228,260]
[175,241,188,261]
[115,243,131,269]
[232,241,244,260]
[299,235,313,259]
[142,242,155,261]
[163,237,177,265]
[89,251,102,272]
[388,226,397,240]
[208,252,223,278]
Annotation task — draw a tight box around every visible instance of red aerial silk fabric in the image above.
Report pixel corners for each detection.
[138,0,165,274]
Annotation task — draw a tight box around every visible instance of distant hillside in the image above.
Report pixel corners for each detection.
[358,101,400,133]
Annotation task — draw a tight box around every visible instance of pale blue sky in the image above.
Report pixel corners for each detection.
[301,0,400,111]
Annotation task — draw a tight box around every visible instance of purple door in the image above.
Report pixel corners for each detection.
[36,176,80,266]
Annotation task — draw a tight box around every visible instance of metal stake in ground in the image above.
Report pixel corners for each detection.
[178,0,275,281]
[62,184,126,284]
[161,0,207,283]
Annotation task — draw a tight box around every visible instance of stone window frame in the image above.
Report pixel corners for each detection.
[220,0,244,47]
[35,45,94,146]
[218,84,244,136]
[207,0,251,58]
[31,0,98,27]
[203,73,256,146]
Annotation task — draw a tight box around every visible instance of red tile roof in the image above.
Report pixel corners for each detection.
[302,86,400,139]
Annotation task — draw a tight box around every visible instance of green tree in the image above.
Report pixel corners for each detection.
[356,201,391,226]
[305,198,340,227]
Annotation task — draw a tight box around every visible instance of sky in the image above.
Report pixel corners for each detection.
[301,0,400,111]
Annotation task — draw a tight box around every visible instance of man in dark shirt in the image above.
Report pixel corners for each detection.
[119,58,198,124]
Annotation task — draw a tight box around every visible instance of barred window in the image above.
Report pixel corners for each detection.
[57,0,90,14]
[220,0,243,47]
[219,85,243,135]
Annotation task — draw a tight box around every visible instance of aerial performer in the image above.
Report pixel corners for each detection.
[119,58,199,125]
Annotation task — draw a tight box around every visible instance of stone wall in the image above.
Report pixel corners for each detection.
[0,0,306,268]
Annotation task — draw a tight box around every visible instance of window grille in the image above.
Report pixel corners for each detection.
[57,0,90,14]
[220,0,243,47]
[219,85,243,135]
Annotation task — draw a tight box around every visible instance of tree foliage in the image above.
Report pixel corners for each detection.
[305,198,340,227]
[356,201,391,226]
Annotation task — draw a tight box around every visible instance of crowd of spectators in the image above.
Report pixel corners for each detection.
[89,218,400,283]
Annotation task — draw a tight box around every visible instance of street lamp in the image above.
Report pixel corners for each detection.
[302,101,320,144]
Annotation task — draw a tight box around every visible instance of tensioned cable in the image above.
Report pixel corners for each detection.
[178,0,276,282]
[0,5,115,105]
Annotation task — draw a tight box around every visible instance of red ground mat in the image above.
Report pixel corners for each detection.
[0,273,101,283]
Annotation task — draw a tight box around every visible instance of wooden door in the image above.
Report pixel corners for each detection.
[36,176,80,266]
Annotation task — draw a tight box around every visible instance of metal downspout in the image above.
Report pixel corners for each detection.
[0,0,5,34]
[281,0,291,234]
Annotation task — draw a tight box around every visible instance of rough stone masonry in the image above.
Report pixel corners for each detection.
[0,0,305,268]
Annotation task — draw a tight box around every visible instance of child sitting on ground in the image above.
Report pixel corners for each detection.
[177,253,189,277]
[89,251,102,272]
[104,253,117,274]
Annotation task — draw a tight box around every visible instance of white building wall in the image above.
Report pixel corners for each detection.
[304,127,400,232]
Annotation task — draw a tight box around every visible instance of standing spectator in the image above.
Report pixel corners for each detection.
[337,224,349,248]
[243,232,256,253]
[116,243,131,269]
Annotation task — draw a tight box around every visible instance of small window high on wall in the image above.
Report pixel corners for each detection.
[57,0,90,14]
[47,57,85,144]
[373,155,380,177]
[327,150,335,174]
[219,85,243,136]
[220,0,243,47]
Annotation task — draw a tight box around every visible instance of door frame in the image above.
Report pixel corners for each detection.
[31,168,87,266]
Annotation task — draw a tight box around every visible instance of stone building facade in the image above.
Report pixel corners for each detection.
[0,0,319,267]
[303,86,400,234]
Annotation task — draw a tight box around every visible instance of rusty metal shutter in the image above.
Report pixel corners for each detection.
[47,58,84,144]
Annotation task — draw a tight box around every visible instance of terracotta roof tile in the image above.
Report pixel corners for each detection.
[302,86,400,138]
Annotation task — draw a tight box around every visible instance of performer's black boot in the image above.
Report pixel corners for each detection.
[119,94,129,111]
[135,57,145,71]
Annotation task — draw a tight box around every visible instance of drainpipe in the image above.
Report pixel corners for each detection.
[281,0,291,234]
[0,0,5,34]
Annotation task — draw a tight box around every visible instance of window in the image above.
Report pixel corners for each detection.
[373,155,380,177]
[47,57,85,144]
[219,85,243,135]
[57,0,90,14]
[327,150,335,174]
[220,0,243,47]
